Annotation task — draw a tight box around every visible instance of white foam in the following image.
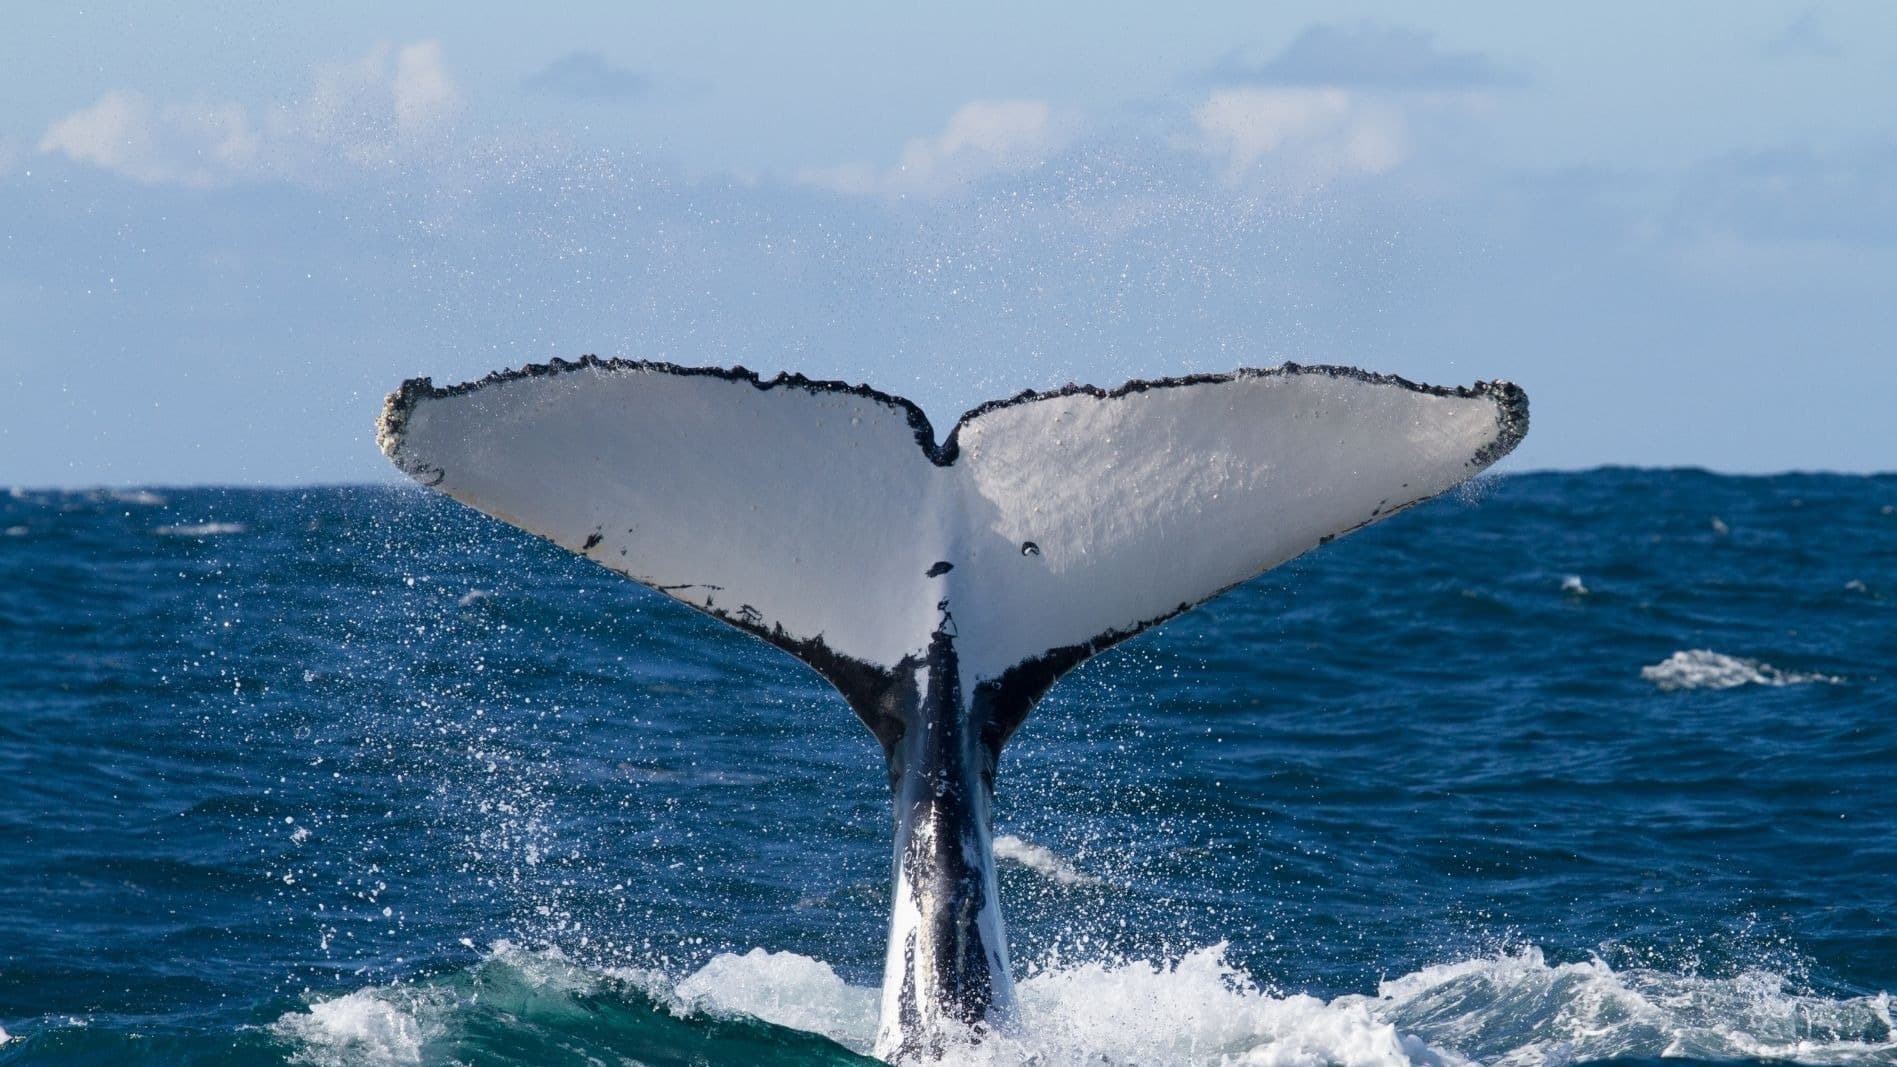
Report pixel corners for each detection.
[1559,575,1587,596]
[1005,946,1465,1067]
[271,988,436,1066]
[657,942,1461,1066]
[153,521,248,537]
[110,489,168,506]
[273,942,579,1065]
[0,1024,12,1045]
[673,947,879,1051]
[676,943,1894,1066]
[273,942,1896,1067]
[1641,649,1844,691]
[993,834,1104,887]
[1359,947,1896,1066]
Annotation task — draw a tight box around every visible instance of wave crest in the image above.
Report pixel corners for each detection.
[1368,947,1895,1065]
[270,942,1895,1066]
[1641,649,1844,691]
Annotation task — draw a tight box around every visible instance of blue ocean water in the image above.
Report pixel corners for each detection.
[1,469,1892,1065]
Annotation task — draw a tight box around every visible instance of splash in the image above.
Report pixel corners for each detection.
[272,986,438,1065]
[152,521,249,537]
[1364,947,1895,1065]
[673,948,880,1052]
[992,834,1104,887]
[272,941,1895,1065]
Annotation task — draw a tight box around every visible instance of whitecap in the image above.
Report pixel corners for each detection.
[1012,946,1465,1067]
[1641,649,1843,691]
[665,942,1459,1066]
[271,987,438,1066]
[272,941,1897,1067]
[1560,575,1588,596]
[153,522,248,537]
[994,833,1104,887]
[109,489,168,506]
[673,947,879,1051]
[677,944,1895,1066]
[1359,946,1896,1066]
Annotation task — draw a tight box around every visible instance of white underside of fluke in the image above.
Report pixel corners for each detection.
[378,361,1525,696]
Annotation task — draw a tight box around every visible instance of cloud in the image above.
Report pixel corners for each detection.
[1766,10,1840,58]
[1190,25,1515,190]
[392,41,457,129]
[38,90,261,187]
[523,51,650,100]
[1210,23,1522,90]
[798,99,1073,198]
[37,40,459,186]
[1192,87,1407,186]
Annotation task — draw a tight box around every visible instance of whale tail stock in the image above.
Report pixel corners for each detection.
[377,358,1527,1061]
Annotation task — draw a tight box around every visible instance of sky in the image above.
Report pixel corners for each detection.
[3,2,1894,485]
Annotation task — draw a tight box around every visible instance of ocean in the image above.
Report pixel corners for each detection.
[1,469,1892,1065]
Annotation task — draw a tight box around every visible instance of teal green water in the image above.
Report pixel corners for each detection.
[2,470,1893,1064]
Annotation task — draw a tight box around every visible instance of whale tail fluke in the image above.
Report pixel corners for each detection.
[379,359,1525,750]
[379,357,1526,1061]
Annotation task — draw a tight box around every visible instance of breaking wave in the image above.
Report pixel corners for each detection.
[1641,649,1845,692]
[269,942,1896,1066]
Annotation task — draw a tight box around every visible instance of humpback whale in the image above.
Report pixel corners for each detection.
[377,358,1527,1062]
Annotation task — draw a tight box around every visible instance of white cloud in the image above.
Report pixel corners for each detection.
[394,42,456,131]
[38,90,260,187]
[37,40,459,187]
[799,99,1073,198]
[1192,87,1408,187]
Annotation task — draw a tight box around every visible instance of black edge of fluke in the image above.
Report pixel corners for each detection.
[1471,379,1530,470]
[376,356,946,468]
[943,362,1529,468]
[378,356,1527,479]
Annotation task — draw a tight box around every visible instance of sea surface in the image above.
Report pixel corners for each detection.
[1,469,1893,1066]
